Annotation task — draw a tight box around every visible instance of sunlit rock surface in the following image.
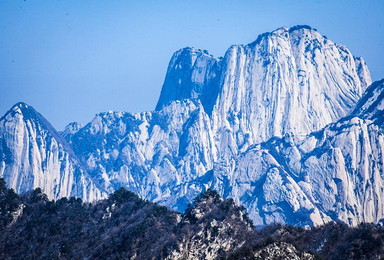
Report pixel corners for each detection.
[1,26,382,227]
[0,103,106,201]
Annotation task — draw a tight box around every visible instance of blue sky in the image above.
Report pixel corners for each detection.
[1,0,383,129]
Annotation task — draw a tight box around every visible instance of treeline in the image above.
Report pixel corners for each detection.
[229,221,384,259]
[1,178,384,259]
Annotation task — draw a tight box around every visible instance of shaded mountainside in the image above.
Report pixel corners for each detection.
[0,178,178,259]
[1,179,384,259]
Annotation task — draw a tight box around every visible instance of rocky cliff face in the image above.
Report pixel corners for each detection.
[0,26,381,227]
[0,103,105,201]
[158,25,371,144]
[215,103,384,226]
[224,79,384,226]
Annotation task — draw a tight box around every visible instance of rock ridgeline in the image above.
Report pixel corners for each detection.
[2,25,383,227]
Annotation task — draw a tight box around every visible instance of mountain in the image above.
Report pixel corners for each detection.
[0,103,106,201]
[0,25,380,227]
[0,183,258,259]
[353,79,384,123]
[157,25,371,143]
[2,181,384,259]
[227,79,384,226]
[63,25,372,222]
[216,79,384,226]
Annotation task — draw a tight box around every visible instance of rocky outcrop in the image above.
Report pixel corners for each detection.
[0,103,106,201]
[252,242,314,260]
[0,26,381,227]
[167,189,254,259]
[218,80,384,226]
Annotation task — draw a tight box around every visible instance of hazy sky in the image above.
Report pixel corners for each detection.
[1,0,383,130]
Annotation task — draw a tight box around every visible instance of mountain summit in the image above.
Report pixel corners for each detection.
[0,103,105,201]
[157,25,371,143]
[0,26,381,227]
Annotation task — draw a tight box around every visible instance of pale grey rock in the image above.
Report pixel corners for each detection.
[353,79,384,124]
[166,191,254,260]
[0,26,379,227]
[61,122,83,141]
[0,103,106,201]
[222,85,384,226]
[158,25,371,145]
[252,242,314,260]
[63,26,373,225]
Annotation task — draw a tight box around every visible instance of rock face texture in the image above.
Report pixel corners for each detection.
[217,88,384,226]
[252,242,314,260]
[157,25,371,144]
[1,25,382,227]
[166,190,255,260]
[0,103,106,201]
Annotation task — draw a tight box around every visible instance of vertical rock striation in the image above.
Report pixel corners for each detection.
[1,26,381,226]
[0,103,106,201]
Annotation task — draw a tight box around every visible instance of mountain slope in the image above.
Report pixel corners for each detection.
[0,184,258,259]
[353,78,384,123]
[2,181,384,259]
[157,25,371,144]
[0,103,105,201]
[63,26,372,224]
[0,25,378,227]
[220,79,384,226]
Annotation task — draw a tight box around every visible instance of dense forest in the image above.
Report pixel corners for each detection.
[1,178,384,259]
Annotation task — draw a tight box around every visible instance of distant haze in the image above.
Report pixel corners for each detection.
[1,0,383,130]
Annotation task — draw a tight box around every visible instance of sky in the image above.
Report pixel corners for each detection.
[1,0,383,130]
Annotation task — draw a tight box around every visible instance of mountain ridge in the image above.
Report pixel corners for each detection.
[1,25,382,227]
[0,102,106,201]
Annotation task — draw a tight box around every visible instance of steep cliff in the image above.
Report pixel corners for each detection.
[0,103,105,201]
